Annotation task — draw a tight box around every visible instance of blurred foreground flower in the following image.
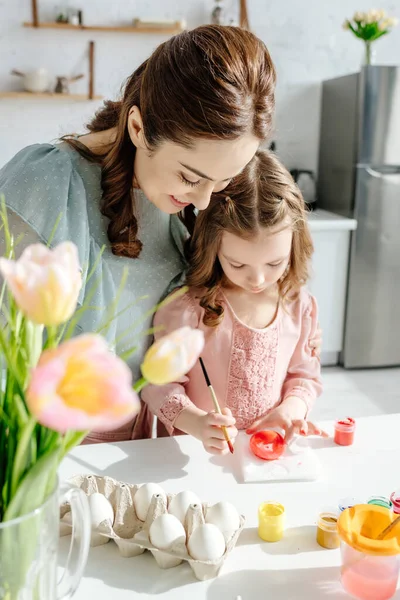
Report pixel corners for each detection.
[0,242,81,326]
[141,326,205,385]
[27,334,140,433]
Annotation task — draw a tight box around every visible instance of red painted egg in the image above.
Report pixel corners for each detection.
[250,430,285,461]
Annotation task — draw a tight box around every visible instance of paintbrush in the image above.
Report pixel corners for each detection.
[376,515,400,540]
[199,357,234,454]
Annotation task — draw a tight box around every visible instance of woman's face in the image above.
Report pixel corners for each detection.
[129,108,259,214]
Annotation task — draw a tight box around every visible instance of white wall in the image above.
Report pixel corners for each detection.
[1,0,399,169]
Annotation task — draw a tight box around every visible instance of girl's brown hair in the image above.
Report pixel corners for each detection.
[186,150,314,327]
[64,25,276,258]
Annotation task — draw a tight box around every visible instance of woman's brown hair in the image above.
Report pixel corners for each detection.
[186,150,314,327]
[64,25,276,258]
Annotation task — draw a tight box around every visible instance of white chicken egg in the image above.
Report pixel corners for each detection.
[88,493,114,529]
[188,523,226,561]
[205,501,240,541]
[149,514,186,550]
[134,483,167,521]
[169,491,201,525]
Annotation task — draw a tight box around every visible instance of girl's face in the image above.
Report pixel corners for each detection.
[218,224,293,294]
[129,107,259,214]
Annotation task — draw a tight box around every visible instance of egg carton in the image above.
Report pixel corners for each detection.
[60,474,245,581]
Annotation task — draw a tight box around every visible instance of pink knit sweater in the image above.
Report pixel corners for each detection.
[141,287,322,435]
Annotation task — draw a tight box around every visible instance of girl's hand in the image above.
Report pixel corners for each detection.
[175,405,238,454]
[246,404,328,443]
[309,323,322,358]
[194,408,238,455]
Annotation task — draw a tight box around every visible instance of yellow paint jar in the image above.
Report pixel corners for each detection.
[316,511,340,549]
[258,502,285,542]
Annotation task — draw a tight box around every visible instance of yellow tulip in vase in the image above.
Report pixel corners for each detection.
[343,9,398,66]
[0,199,204,599]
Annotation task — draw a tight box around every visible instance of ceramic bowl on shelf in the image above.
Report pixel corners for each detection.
[11,67,50,93]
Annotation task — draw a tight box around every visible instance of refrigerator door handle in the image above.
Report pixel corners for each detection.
[364,166,400,178]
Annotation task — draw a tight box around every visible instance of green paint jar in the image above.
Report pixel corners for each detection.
[367,496,392,510]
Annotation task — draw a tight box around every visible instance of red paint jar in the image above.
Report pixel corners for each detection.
[334,417,356,446]
[390,491,400,514]
[250,430,285,461]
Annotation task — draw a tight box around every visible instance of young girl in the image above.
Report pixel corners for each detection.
[142,150,325,454]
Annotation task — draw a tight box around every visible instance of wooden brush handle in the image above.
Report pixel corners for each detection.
[376,515,400,540]
[208,385,234,454]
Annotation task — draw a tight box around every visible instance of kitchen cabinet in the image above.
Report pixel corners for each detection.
[307,210,357,366]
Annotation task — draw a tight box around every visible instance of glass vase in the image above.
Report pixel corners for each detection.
[364,41,376,66]
[0,479,91,600]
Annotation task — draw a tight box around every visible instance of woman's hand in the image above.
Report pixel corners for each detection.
[246,398,328,443]
[175,406,238,455]
[309,323,322,358]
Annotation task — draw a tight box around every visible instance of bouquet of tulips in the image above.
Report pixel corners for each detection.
[343,9,398,64]
[0,197,204,524]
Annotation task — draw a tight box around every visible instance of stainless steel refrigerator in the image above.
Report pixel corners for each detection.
[318,66,400,368]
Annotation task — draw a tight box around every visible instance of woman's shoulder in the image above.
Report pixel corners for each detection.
[1,142,76,185]
[0,142,92,249]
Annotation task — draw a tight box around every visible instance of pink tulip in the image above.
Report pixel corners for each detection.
[26,334,140,433]
[0,242,82,326]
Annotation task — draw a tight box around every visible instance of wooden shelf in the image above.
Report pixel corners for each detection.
[23,22,184,34]
[0,92,103,100]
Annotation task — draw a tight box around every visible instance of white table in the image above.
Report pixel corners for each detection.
[59,414,400,599]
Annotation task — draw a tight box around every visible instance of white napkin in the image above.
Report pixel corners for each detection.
[234,432,321,483]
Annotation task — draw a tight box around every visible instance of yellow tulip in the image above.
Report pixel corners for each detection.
[27,334,140,432]
[141,326,205,385]
[0,242,81,326]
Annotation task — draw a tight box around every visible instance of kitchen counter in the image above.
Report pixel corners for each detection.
[307,209,357,232]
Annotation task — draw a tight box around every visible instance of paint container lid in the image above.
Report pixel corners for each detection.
[259,501,285,520]
[367,495,392,510]
[318,505,340,522]
[318,510,339,533]
[334,417,356,432]
[250,430,285,461]
[390,491,400,508]
[338,497,360,512]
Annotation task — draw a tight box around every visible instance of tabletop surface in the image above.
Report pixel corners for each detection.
[59,414,400,600]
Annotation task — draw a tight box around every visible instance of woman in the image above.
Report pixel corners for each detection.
[0,25,319,442]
